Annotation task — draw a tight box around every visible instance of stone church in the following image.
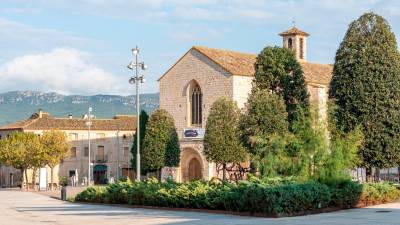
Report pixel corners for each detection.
[159,27,333,182]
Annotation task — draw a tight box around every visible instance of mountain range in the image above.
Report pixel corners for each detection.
[0,91,159,126]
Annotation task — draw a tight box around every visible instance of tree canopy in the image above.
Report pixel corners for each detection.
[142,109,180,172]
[254,46,309,129]
[240,89,288,155]
[329,12,400,168]
[203,97,247,180]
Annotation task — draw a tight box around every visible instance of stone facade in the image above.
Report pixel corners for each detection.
[0,112,136,188]
[159,27,333,182]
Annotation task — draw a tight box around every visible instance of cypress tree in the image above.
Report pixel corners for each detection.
[131,110,149,175]
[203,97,247,181]
[142,109,180,174]
[254,46,310,129]
[329,12,400,169]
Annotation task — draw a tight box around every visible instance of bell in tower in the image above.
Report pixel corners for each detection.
[279,25,309,62]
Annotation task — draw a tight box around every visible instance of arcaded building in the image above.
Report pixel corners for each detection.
[0,110,136,187]
[159,27,333,182]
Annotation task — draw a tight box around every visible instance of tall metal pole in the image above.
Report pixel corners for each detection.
[135,50,141,182]
[87,107,92,186]
[127,46,146,182]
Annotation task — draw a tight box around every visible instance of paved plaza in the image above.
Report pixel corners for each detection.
[1,189,400,225]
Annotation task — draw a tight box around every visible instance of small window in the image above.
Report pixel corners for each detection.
[84,147,89,157]
[97,146,105,160]
[97,133,106,139]
[288,38,293,50]
[124,147,130,157]
[70,147,77,158]
[299,38,304,59]
[68,133,78,140]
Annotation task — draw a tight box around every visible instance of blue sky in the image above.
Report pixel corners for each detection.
[0,0,399,95]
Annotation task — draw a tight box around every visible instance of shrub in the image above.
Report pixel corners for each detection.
[74,180,400,217]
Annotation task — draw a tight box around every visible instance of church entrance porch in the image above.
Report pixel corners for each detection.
[180,147,204,182]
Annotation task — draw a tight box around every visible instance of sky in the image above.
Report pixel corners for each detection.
[0,0,399,95]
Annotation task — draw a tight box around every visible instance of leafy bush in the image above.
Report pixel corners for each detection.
[74,179,399,216]
[360,182,400,206]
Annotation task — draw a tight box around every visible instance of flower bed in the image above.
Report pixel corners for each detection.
[74,179,400,217]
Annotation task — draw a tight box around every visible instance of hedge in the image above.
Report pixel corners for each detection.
[75,179,400,217]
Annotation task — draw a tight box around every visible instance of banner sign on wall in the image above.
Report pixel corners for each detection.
[183,128,205,139]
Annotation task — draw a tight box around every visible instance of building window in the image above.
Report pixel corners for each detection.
[190,82,202,126]
[97,146,105,161]
[68,133,78,140]
[97,133,106,139]
[288,38,293,50]
[70,147,77,158]
[299,38,304,59]
[124,147,130,157]
[84,147,89,157]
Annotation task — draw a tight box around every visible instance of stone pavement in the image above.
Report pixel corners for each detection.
[1,189,400,225]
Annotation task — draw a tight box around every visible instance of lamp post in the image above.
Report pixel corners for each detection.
[85,107,93,186]
[127,46,147,182]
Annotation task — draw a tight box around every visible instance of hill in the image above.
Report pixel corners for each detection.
[0,91,159,125]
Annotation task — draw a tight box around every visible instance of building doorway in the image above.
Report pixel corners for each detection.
[188,158,202,180]
[181,148,204,182]
[93,165,107,184]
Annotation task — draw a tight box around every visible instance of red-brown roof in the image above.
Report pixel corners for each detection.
[279,27,310,37]
[0,113,136,131]
[192,46,332,85]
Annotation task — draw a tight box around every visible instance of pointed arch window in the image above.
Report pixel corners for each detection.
[190,83,202,126]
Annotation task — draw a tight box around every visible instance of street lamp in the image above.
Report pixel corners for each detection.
[127,46,147,182]
[85,107,93,186]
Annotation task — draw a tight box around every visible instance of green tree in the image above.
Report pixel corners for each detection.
[240,89,288,154]
[204,97,247,181]
[329,12,400,170]
[142,109,180,178]
[254,46,309,129]
[0,132,42,189]
[240,89,289,174]
[131,110,149,176]
[41,130,70,190]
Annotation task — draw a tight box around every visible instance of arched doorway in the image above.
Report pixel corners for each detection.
[181,148,204,182]
[93,165,107,184]
[188,158,202,180]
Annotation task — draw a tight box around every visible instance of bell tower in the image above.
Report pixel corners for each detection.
[279,25,309,62]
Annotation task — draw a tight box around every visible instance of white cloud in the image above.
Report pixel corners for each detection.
[0,48,130,95]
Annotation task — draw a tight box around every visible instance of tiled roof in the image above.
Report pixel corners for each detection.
[0,113,136,131]
[279,27,310,37]
[192,46,332,85]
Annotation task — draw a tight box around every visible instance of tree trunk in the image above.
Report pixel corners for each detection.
[375,168,380,182]
[31,168,36,190]
[222,163,227,182]
[20,168,25,189]
[366,167,372,182]
[24,169,29,190]
[50,167,54,190]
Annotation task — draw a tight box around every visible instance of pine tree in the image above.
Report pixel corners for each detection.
[203,97,247,181]
[131,110,149,175]
[254,46,309,129]
[329,12,400,169]
[142,109,180,175]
